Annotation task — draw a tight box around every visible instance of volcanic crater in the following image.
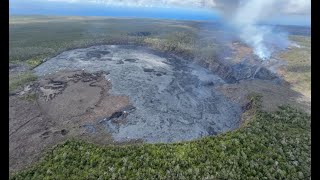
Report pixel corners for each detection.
[34,45,245,143]
[10,44,298,172]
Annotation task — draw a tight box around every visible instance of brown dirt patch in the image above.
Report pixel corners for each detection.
[9,70,134,173]
[227,41,254,63]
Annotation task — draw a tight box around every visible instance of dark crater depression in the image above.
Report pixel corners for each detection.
[34,45,242,143]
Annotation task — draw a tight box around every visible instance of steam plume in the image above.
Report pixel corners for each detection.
[214,0,310,60]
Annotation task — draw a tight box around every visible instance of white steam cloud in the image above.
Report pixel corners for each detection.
[214,0,310,60]
[75,0,217,8]
[229,0,285,59]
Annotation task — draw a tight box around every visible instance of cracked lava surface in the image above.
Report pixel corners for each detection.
[34,45,242,143]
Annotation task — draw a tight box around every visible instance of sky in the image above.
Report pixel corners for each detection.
[9,0,310,26]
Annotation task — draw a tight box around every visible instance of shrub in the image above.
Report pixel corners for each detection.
[9,72,37,92]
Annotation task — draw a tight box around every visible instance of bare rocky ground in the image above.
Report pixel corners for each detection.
[193,40,309,108]
[212,41,310,114]
[215,79,310,114]
[9,70,135,172]
[9,63,28,74]
[9,45,310,173]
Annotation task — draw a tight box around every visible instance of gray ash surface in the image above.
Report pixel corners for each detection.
[34,45,242,143]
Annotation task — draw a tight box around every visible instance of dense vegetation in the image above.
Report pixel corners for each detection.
[9,16,229,68]
[10,96,311,179]
[9,16,208,64]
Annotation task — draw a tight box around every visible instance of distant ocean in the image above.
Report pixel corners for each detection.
[9,1,220,21]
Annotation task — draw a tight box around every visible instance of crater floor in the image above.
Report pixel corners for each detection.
[34,45,241,143]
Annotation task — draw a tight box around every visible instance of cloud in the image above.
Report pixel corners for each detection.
[82,0,216,9]
[284,0,311,15]
[46,0,80,2]
[39,0,310,15]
